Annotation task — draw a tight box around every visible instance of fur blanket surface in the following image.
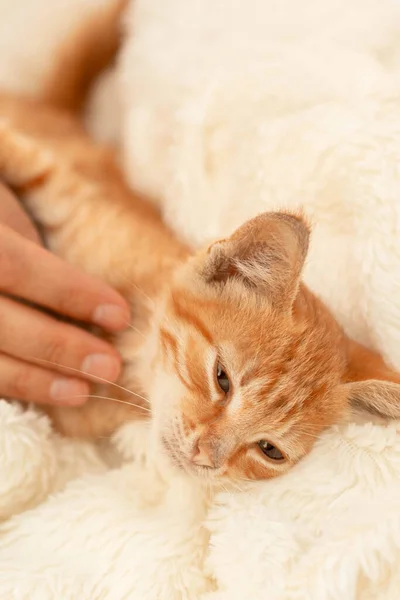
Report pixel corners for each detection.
[1,0,400,598]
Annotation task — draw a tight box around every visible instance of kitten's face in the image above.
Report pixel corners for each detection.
[147,212,400,483]
[150,280,347,483]
[147,212,349,483]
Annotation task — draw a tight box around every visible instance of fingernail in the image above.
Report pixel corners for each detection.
[92,303,130,331]
[81,353,121,382]
[50,378,89,405]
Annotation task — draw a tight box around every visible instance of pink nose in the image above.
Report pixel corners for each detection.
[191,441,215,468]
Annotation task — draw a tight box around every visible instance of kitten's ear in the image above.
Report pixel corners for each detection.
[201,212,310,308]
[344,380,400,419]
[343,340,400,418]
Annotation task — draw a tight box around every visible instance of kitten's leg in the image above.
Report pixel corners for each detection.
[0,122,147,438]
[45,383,148,438]
[0,120,54,189]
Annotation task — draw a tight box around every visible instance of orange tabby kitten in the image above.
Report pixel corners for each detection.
[0,4,399,483]
[2,100,400,484]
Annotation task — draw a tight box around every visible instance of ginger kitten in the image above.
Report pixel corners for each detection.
[1,94,400,485]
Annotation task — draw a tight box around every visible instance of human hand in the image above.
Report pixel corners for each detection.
[0,182,131,406]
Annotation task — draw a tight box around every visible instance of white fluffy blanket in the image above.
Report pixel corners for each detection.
[1,0,400,598]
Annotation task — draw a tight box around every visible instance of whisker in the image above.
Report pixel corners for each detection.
[291,428,321,441]
[120,276,155,307]
[204,482,215,503]
[62,394,151,412]
[121,319,147,340]
[231,482,245,493]
[129,325,147,339]
[298,432,321,441]
[28,356,151,404]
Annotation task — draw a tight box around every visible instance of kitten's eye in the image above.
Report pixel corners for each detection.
[258,440,285,461]
[216,362,230,393]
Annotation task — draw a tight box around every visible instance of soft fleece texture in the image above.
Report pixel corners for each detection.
[119,0,400,367]
[1,0,400,598]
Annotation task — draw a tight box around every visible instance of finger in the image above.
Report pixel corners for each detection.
[0,295,122,383]
[0,182,42,244]
[0,352,89,406]
[0,224,131,331]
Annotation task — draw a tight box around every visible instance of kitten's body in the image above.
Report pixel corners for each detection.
[0,93,188,437]
[1,7,400,483]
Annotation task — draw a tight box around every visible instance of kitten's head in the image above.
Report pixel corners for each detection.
[148,212,400,483]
